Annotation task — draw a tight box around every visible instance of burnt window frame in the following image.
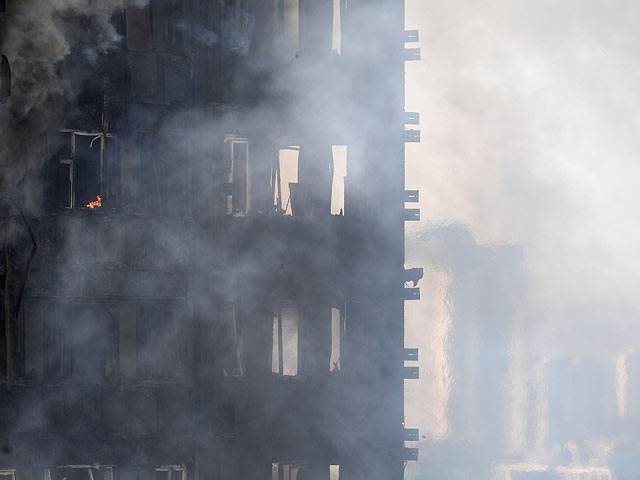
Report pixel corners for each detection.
[154,466,186,480]
[50,130,116,210]
[271,302,299,376]
[137,302,187,381]
[43,302,118,382]
[224,134,251,216]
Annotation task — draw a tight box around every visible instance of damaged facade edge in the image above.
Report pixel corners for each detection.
[1,0,419,479]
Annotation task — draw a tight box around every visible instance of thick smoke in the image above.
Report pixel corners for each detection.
[404,1,640,478]
[2,1,413,479]
[0,0,146,197]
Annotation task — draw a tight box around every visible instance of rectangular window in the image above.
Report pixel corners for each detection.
[225,135,251,215]
[0,470,16,480]
[154,466,186,480]
[271,463,305,480]
[330,465,340,480]
[49,131,115,209]
[331,0,342,53]
[274,146,299,215]
[51,467,113,480]
[118,303,138,379]
[44,303,116,381]
[138,304,185,379]
[272,305,299,376]
[44,303,66,380]
[276,0,298,56]
[126,4,152,51]
[70,305,114,380]
[151,0,183,50]
[222,303,245,376]
[330,307,342,372]
[331,145,347,215]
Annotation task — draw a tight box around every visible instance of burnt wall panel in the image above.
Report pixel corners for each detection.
[126,5,153,51]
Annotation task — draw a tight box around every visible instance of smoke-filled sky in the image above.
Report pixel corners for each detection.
[404,1,640,477]
[405,0,640,359]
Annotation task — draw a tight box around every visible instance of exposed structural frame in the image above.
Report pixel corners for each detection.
[0,0,428,479]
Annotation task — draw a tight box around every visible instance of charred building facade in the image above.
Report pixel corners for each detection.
[1,1,420,479]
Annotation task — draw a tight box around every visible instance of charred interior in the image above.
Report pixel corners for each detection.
[0,0,420,479]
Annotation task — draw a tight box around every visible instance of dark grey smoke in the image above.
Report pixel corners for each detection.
[0,0,147,202]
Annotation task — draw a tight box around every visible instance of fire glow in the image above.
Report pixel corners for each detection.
[86,195,101,208]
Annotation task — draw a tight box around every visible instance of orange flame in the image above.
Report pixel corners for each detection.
[86,195,102,209]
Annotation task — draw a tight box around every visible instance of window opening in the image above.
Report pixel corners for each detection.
[234,0,254,54]
[222,302,246,376]
[272,305,298,376]
[151,0,183,50]
[283,0,299,56]
[44,304,116,380]
[70,305,114,380]
[274,146,299,215]
[330,307,342,372]
[126,4,152,51]
[271,463,305,480]
[0,470,16,480]
[331,0,341,53]
[50,467,115,480]
[331,145,347,215]
[330,465,340,480]
[50,130,114,209]
[154,466,186,480]
[225,135,251,215]
[138,304,185,379]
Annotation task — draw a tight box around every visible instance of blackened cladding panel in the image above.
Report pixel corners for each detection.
[126,5,152,51]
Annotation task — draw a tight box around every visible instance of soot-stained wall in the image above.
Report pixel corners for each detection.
[0,1,413,479]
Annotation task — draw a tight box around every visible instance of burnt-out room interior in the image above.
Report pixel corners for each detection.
[0,0,422,479]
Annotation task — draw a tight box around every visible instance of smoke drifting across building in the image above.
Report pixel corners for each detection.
[0,1,422,479]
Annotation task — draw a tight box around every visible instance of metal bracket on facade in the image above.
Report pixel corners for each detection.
[402,129,420,143]
[404,428,420,441]
[404,112,420,125]
[403,190,419,203]
[403,208,420,221]
[403,48,421,61]
[403,448,419,461]
[403,366,419,379]
[403,288,420,301]
[404,30,419,43]
[403,348,419,361]
[404,267,423,286]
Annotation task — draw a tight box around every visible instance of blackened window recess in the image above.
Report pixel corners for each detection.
[47,131,114,209]
[138,304,185,379]
[225,136,250,215]
[74,135,102,208]
[43,303,115,380]
[44,303,66,380]
[0,55,10,103]
[47,132,73,208]
[126,4,152,51]
[0,1,6,13]
[152,0,183,50]
[232,142,248,212]
[70,305,112,380]
[0,296,5,379]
